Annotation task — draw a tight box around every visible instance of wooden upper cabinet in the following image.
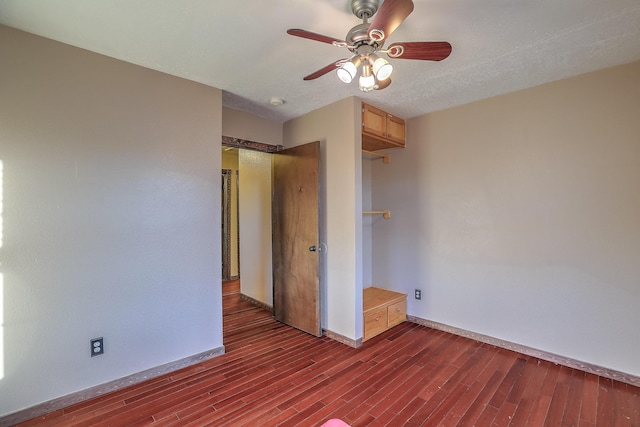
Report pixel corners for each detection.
[386,115,406,145]
[362,102,406,151]
[362,103,387,140]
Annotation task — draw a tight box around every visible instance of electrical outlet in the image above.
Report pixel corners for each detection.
[415,289,422,300]
[91,337,104,357]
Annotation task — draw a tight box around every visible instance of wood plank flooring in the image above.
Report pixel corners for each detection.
[18,281,640,426]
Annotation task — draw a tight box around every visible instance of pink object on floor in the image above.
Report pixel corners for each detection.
[320,419,350,427]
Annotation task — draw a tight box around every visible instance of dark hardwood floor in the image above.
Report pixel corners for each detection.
[18,281,640,426]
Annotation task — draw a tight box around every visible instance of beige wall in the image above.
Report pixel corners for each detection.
[371,60,640,376]
[283,97,363,340]
[0,25,223,417]
[238,150,273,304]
[222,107,282,146]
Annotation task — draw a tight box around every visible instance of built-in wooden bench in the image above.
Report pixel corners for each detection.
[363,287,407,341]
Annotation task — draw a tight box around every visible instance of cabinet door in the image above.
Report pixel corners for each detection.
[362,103,387,140]
[364,307,388,341]
[386,114,406,146]
[387,300,406,327]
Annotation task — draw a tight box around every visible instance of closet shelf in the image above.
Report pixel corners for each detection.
[363,210,391,220]
[362,149,390,163]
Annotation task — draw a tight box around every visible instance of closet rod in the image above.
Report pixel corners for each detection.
[363,210,391,220]
[362,149,390,163]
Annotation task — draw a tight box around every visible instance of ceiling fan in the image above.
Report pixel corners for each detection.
[287,0,452,92]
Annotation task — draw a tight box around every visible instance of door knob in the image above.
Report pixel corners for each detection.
[309,245,317,252]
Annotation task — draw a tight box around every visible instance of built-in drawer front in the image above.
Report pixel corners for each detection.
[364,307,388,341]
[387,300,406,327]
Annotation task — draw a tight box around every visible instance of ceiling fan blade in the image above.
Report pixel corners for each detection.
[386,41,452,61]
[303,60,346,80]
[368,0,414,42]
[287,29,346,46]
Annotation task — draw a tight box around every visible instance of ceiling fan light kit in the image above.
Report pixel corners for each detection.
[372,55,393,80]
[359,62,376,92]
[337,56,362,83]
[287,0,452,92]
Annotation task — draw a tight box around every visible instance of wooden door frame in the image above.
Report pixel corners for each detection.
[221,169,232,281]
[222,135,282,153]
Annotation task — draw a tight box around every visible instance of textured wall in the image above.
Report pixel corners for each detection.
[371,61,640,376]
[0,25,223,416]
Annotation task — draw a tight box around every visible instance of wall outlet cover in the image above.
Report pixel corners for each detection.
[91,337,104,357]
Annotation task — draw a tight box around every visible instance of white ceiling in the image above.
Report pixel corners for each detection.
[1,0,639,122]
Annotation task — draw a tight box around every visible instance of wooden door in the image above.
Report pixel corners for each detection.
[272,141,321,336]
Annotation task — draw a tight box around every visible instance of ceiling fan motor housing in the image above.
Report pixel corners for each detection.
[346,23,381,52]
[351,0,379,20]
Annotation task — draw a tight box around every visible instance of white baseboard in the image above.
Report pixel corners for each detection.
[0,346,225,426]
[407,315,640,388]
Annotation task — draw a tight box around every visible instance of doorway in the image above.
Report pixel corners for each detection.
[220,138,323,337]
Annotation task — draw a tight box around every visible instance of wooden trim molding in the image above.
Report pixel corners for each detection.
[0,346,225,426]
[222,135,282,153]
[323,329,363,349]
[221,169,232,281]
[235,169,240,276]
[407,315,640,388]
[240,293,273,314]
